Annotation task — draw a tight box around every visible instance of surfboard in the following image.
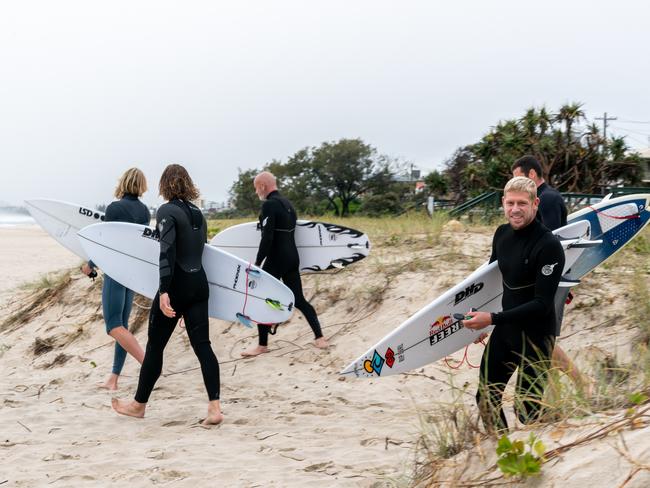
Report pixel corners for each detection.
[343,193,650,378]
[77,222,295,325]
[209,220,371,272]
[25,199,106,260]
[565,194,650,280]
[340,220,598,378]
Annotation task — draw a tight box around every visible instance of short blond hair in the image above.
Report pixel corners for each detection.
[115,168,147,198]
[503,176,537,202]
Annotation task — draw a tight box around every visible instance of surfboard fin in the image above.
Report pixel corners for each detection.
[265,298,284,311]
[567,239,603,249]
[246,267,262,278]
[558,276,581,288]
[236,313,254,328]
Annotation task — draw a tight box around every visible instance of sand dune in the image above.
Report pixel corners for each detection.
[1,224,649,487]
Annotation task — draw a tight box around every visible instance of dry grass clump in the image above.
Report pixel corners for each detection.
[32,337,55,356]
[32,324,86,358]
[1,270,74,332]
[40,353,72,369]
[406,383,484,488]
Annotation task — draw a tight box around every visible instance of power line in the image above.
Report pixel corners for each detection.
[617,119,650,124]
[609,125,650,137]
[609,131,649,147]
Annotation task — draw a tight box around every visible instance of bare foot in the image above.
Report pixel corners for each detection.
[580,376,596,398]
[97,374,119,391]
[314,337,329,349]
[241,345,269,357]
[111,398,146,418]
[202,400,224,426]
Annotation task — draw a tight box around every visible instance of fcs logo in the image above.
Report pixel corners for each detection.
[541,262,558,276]
[454,282,484,305]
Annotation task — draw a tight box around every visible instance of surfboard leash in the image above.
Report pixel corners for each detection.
[444,340,485,369]
[236,264,283,328]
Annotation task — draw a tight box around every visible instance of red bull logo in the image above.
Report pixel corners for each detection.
[429,315,452,336]
[429,314,462,346]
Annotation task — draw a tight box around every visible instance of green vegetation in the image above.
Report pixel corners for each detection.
[445,103,643,198]
[496,433,545,478]
[223,105,646,219]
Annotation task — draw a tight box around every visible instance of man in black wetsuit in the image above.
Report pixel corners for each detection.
[512,155,589,392]
[241,171,328,357]
[112,164,223,425]
[463,176,565,432]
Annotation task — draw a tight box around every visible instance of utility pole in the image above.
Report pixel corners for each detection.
[595,112,618,194]
[595,112,617,141]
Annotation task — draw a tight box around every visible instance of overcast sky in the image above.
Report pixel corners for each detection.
[1,0,648,208]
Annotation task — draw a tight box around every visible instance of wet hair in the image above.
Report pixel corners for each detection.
[511,155,543,178]
[115,168,147,198]
[158,164,200,201]
[504,176,537,202]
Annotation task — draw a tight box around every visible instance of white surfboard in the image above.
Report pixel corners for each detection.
[25,199,106,260]
[210,220,371,272]
[341,220,597,378]
[78,222,295,325]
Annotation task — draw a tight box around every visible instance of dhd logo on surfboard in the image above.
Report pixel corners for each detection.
[453,282,484,305]
[141,228,160,241]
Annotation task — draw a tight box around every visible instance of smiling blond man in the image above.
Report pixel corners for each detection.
[462,176,565,432]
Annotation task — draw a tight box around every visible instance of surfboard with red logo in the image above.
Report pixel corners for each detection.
[340,220,595,378]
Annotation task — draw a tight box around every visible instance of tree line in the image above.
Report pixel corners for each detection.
[228,103,645,217]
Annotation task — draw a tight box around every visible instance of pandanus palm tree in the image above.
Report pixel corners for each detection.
[556,102,586,184]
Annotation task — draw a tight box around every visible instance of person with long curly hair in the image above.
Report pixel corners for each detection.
[112,164,223,425]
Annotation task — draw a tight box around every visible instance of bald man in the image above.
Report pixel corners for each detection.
[241,171,328,357]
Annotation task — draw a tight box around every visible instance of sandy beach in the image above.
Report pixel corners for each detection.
[1,223,649,487]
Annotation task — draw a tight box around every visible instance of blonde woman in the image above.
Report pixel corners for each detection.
[82,168,150,390]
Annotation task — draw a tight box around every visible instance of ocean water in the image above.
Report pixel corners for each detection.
[0,212,35,227]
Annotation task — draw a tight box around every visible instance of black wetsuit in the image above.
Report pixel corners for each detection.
[537,182,570,335]
[89,194,150,268]
[134,199,220,403]
[254,190,323,346]
[537,182,567,231]
[476,218,565,431]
